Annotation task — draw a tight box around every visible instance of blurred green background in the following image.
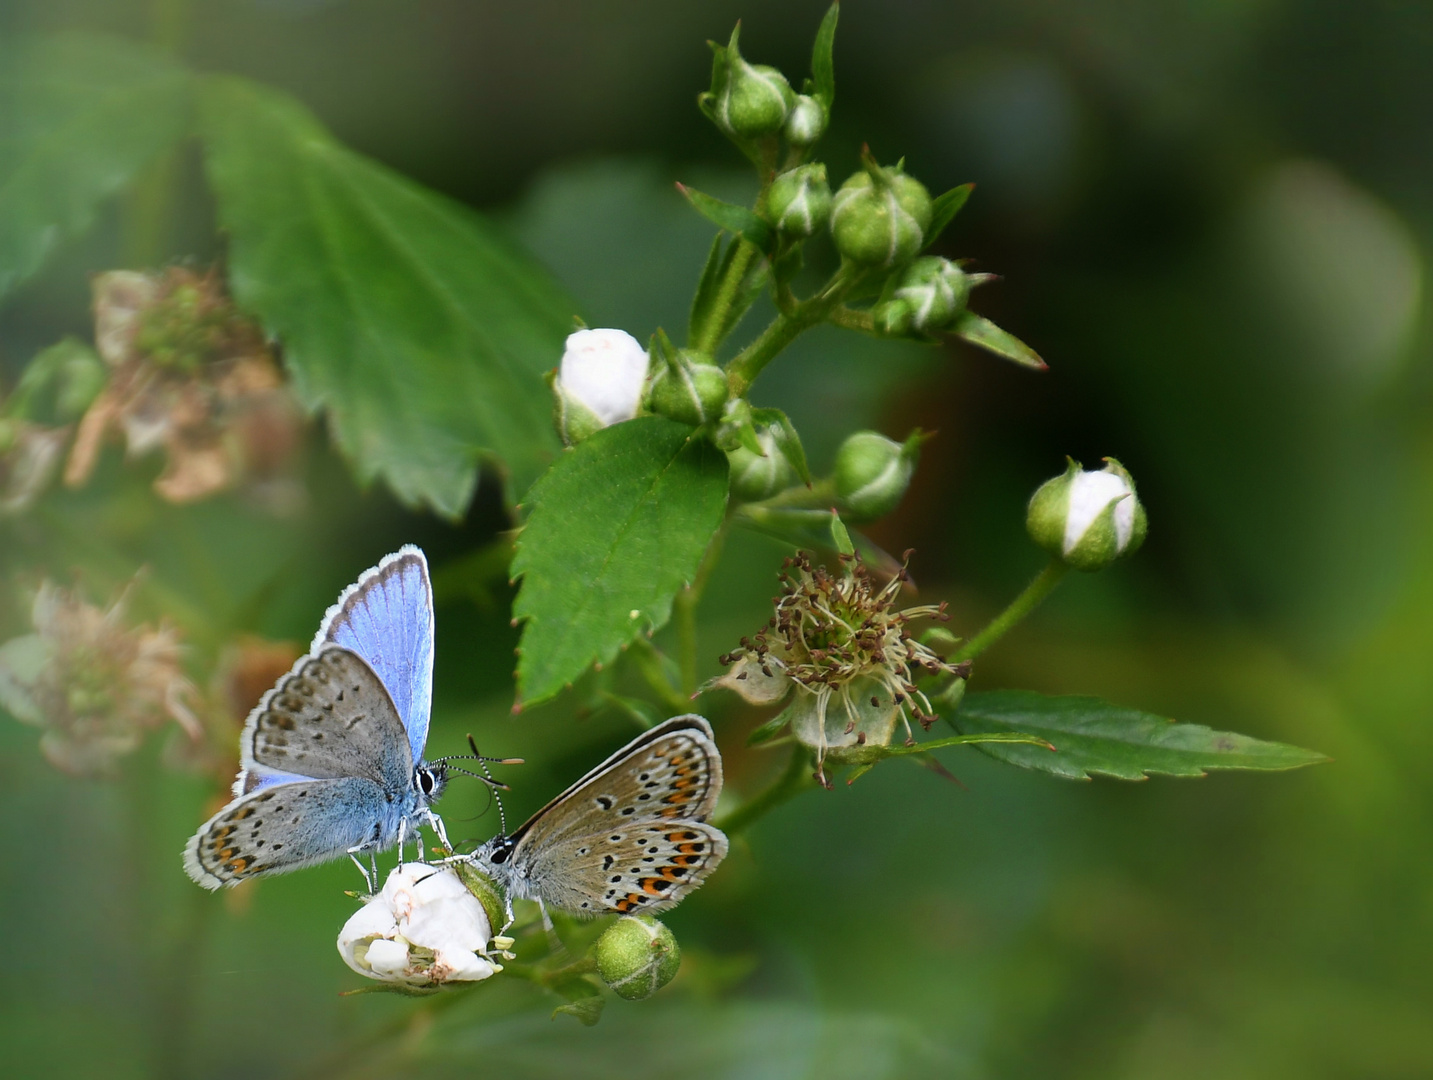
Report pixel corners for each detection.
[2,0,1431,1076]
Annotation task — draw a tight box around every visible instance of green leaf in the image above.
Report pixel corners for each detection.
[953,690,1332,781]
[809,3,840,108]
[198,76,571,516]
[924,183,974,249]
[951,311,1046,370]
[676,183,772,252]
[512,416,729,707]
[0,34,190,301]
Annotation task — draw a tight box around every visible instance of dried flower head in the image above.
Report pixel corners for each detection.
[64,267,304,506]
[714,551,967,786]
[0,580,198,776]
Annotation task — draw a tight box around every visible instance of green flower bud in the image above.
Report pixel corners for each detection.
[892,257,970,332]
[767,164,832,238]
[1026,457,1147,572]
[834,429,921,521]
[705,27,794,139]
[595,915,681,1001]
[648,348,728,427]
[727,421,798,501]
[830,162,933,268]
[784,94,827,147]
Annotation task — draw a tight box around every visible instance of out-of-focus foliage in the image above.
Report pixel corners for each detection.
[0,1,1430,1078]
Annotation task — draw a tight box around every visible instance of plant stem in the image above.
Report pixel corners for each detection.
[674,523,728,696]
[725,265,861,398]
[627,638,691,714]
[952,559,1069,664]
[715,743,815,837]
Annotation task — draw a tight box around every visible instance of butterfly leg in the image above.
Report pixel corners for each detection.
[396,816,409,868]
[425,809,453,858]
[348,848,377,895]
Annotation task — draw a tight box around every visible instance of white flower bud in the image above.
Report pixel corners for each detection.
[556,329,649,430]
[784,94,827,147]
[337,864,498,986]
[1026,458,1147,572]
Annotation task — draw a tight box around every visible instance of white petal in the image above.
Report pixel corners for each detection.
[337,896,400,951]
[1063,469,1133,554]
[402,894,491,956]
[364,938,412,979]
[558,329,648,426]
[431,949,496,983]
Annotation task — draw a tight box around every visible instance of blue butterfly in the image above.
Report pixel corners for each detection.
[184,546,451,890]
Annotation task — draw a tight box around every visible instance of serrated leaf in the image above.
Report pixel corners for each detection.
[924,183,974,249]
[512,416,729,707]
[0,34,190,301]
[810,4,840,108]
[953,690,1331,781]
[198,76,570,516]
[676,183,772,252]
[951,311,1046,370]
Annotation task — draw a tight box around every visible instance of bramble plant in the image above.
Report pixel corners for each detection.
[0,1,1329,1051]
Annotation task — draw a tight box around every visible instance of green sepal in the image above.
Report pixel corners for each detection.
[748,406,811,486]
[449,860,509,935]
[828,510,855,556]
[747,701,797,746]
[951,311,1046,370]
[551,976,606,1026]
[809,3,839,109]
[924,183,974,249]
[688,234,727,344]
[676,183,772,252]
[714,398,763,454]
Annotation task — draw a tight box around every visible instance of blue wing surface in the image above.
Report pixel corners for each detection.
[313,545,435,765]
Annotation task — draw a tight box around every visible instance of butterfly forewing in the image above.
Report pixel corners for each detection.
[315,545,434,765]
[185,776,395,889]
[243,645,412,792]
[505,715,728,915]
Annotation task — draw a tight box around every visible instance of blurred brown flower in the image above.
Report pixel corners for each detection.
[0,580,199,777]
[167,634,301,797]
[0,420,70,515]
[64,267,305,506]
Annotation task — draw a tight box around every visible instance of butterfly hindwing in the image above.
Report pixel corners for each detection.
[242,644,411,793]
[526,821,729,915]
[184,777,397,889]
[315,545,434,766]
[502,715,727,915]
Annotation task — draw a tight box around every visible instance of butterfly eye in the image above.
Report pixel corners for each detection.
[418,770,435,795]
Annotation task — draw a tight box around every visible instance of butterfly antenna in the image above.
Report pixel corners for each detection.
[465,735,514,836]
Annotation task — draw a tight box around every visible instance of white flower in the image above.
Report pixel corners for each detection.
[337,864,498,985]
[557,328,649,428]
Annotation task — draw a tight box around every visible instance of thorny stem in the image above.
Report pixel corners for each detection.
[715,743,815,836]
[952,559,1070,664]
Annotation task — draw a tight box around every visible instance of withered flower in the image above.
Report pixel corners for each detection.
[64,267,304,505]
[711,551,967,786]
[0,580,198,776]
[0,420,70,515]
